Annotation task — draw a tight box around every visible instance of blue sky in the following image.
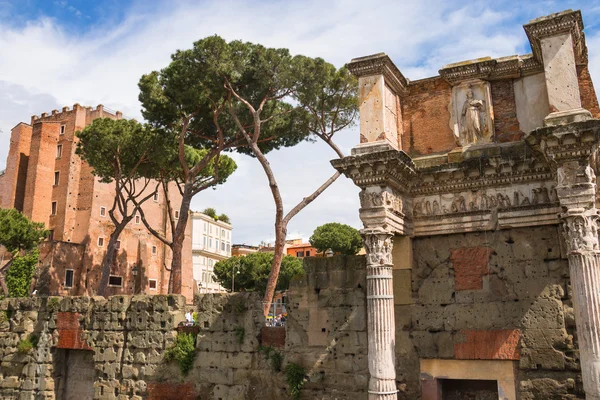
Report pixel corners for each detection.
[1,0,600,244]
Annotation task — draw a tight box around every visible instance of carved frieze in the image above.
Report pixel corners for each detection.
[359,189,404,215]
[412,183,557,219]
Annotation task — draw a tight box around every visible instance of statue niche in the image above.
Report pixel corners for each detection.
[451,80,494,147]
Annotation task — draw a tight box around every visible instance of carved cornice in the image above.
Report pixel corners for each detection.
[526,119,600,163]
[438,54,544,85]
[523,9,586,64]
[331,148,416,193]
[346,53,408,95]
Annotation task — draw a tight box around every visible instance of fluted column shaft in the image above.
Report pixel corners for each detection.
[568,252,600,399]
[556,159,600,399]
[362,229,397,400]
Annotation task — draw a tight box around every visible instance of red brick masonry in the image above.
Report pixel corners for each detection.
[454,329,521,360]
[261,326,286,348]
[450,247,493,291]
[147,382,197,400]
[56,312,92,350]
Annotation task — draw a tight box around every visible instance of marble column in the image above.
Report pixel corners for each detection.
[556,161,600,400]
[361,228,397,400]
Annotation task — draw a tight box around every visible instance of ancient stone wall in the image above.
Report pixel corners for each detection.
[397,226,582,400]
[0,256,368,400]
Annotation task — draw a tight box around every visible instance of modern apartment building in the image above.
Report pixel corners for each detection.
[285,238,319,258]
[0,104,194,301]
[191,211,232,293]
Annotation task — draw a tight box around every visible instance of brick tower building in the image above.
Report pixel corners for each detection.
[0,104,194,301]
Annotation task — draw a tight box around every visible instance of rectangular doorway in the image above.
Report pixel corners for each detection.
[441,379,499,400]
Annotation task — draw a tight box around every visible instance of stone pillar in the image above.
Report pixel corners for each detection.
[557,170,600,400]
[524,10,592,126]
[346,53,407,150]
[335,55,413,399]
[361,228,397,400]
[528,120,600,399]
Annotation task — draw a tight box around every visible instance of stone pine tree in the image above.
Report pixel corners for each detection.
[309,222,362,255]
[206,38,358,315]
[137,37,304,295]
[76,118,164,296]
[0,208,48,296]
[131,143,236,293]
[140,36,358,311]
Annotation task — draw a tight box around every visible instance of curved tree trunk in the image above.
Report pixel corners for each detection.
[168,189,192,294]
[263,223,287,316]
[97,224,126,297]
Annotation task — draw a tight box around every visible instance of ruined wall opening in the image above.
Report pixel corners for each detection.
[441,379,499,400]
[54,349,95,400]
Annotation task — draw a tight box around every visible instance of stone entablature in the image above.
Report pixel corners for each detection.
[439,55,544,85]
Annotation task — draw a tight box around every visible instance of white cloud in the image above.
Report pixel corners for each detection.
[0,0,598,243]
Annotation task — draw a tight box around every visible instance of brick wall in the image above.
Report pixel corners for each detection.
[490,80,525,142]
[577,63,600,118]
[22,121,60,226]
[0,123,32,211]
[0,105,192,301]
[401,77,455,156]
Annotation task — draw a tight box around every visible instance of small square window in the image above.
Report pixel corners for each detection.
[175,210,179,219]
[153,192,159,202]
[152,245,157,255]
[60,125,65,135]
[135,214,141,224]
[115,240,121,249]
[56,144,62,158]
[64,269,74,288]
[98,237,104,247]
[100,206,106,217]
[54,171,60,186]
[148,279,157,290]
[51,201,57,215]
[306,251,311,257]
[296,251,304,258]
[108,275,122,287]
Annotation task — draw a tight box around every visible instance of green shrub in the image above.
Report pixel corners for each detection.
[0,311,8,323]
[47,297,60,311]
[164,333,196,376]
[6,250,39,297]
[17,334,38,353]
[285,362,306,399]
[234,326,245,344]
[270,351,283,372]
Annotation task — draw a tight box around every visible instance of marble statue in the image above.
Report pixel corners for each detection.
[459,86,486,145]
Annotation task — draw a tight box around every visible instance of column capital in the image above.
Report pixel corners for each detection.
[332,146,415,235]
[560,208,600,254]
[360,228,394,267]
